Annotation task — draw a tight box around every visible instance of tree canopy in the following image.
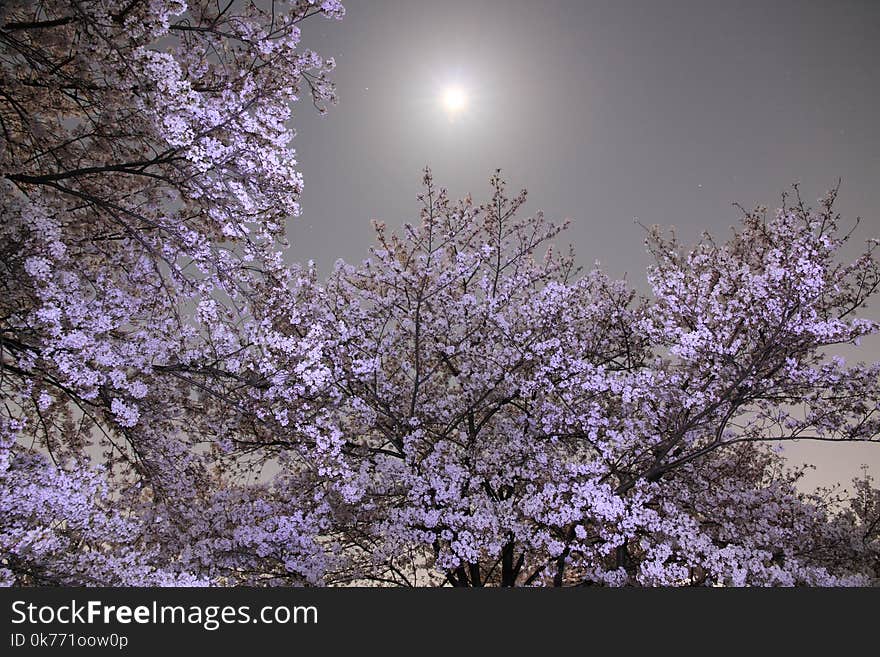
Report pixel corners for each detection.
[1,1,878,586]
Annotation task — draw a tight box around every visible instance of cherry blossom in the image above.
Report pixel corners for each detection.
[1,0,345,586]
[2,2,877,587]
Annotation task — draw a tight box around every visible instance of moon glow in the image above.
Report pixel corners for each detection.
[441,86,468,115]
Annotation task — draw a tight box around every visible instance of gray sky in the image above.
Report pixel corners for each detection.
[291,0,880,489]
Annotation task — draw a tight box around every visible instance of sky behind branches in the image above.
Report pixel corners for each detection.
[291,0,880,489]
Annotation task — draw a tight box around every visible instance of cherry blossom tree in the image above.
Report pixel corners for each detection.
[310,172,880,586]
[2,1,878,588]
[1,0,346,586]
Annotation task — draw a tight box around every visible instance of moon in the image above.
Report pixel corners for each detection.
[441,85,467,115]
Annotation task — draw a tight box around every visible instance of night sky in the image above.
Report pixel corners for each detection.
[291,0,880,489]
